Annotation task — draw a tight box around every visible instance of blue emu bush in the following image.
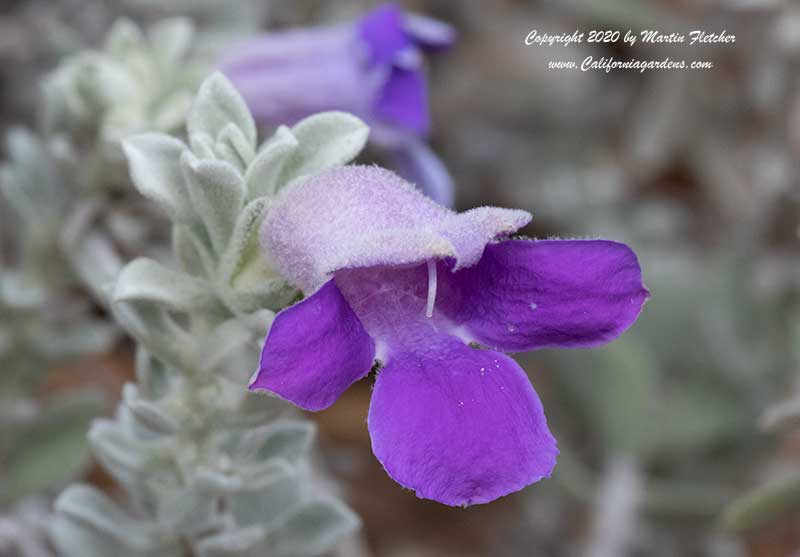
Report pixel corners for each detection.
[51,68,647,556]
[2,5,653,554]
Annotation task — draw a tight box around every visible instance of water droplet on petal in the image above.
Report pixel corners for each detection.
[530,302,538,310]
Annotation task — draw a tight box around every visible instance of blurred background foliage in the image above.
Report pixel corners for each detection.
[1,0,800,556]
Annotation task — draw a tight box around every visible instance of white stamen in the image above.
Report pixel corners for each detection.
[425,259,437,318]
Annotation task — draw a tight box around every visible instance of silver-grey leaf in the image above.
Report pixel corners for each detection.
[188,73,257,149]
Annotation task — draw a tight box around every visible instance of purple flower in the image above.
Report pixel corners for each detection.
[220,3,456,206]
[251,166,649,506]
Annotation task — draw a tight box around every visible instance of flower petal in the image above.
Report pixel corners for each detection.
[221,27,375,127]
[368,336,557,506]
[403,13,457,51]
[357,4,412,67]
[261,165,529,293]
[221,26,353,74]
[373,65,429,136]
[440,239,649,351]
[250,279,375,410]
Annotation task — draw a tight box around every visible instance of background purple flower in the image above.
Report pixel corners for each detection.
[251,165,649,506]
[220,3,456,206]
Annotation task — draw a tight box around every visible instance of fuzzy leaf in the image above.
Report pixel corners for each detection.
[156,481,222,536]
[188,73,256,148]
[216,123,256,171]
[181,151,245,254]
[190,132,217,159]
[266,498,360,556]
[195,318,256,374]
[217,198,269,283]
[228,465,305,528]
[105,19,144,60]
[114,257,216,312]
[123,133,193,221]
[172,224,206,276]
[278,112,368,185]
[52,485,183,556]
[238,456,296,485]
[239,420,316,464]
[111,300,193,375]
[217,198,295,312]
[87,420,154,484]
[122,383,177,434]
[147,18,194,66]
[195,526,266,557]
[226,278,296,316]
[244,126,298,200]
[55,485,151,542]
[134,347,170,399]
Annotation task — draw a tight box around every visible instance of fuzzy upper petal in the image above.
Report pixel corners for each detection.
[261,165,530,292]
